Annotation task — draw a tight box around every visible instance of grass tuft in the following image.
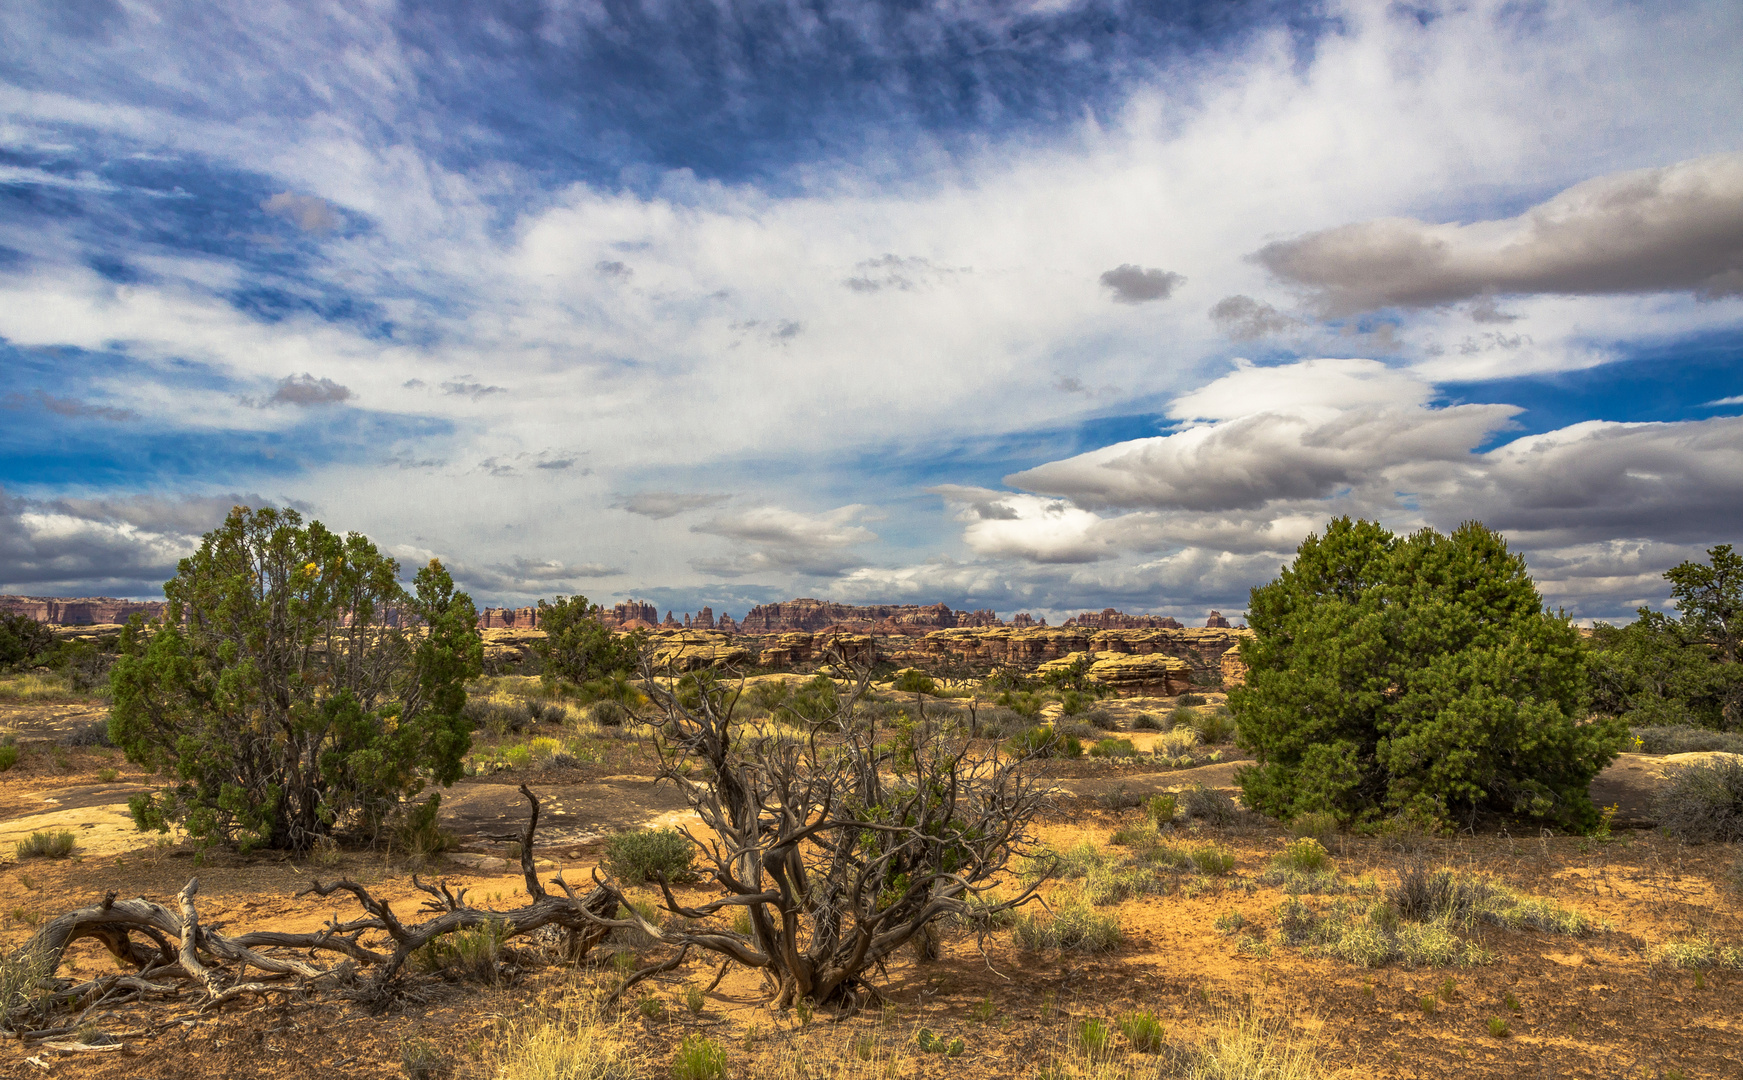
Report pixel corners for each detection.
[671,1035,729,1080]
[1013,893,1122,953]
[15,831,75,860]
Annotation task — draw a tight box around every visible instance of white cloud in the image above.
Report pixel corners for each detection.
[1009,359,1520,511]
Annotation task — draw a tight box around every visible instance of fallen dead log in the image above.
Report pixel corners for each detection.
[2,785,626,1029]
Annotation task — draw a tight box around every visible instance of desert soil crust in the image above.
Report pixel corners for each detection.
[0,693,1736,1079]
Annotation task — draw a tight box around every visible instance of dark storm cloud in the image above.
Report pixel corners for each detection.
[1100,264,1185,304]
[1254,154,1743,315]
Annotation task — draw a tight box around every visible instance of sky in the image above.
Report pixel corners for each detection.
[0,0,1739,625]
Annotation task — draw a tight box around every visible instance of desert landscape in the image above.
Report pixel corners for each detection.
[3,4,1741,1077]
[0,588,1738,1080]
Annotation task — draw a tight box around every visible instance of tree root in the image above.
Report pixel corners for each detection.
[1,785,626,1033]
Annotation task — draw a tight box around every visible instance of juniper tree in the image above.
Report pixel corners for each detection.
[1232,518,1623,830]
[109,507,482,852]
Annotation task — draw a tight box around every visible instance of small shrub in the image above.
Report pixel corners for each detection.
[915,1028,965,1056]
[1132,712,1163,730]
[1487,1017,1510,1038]
[1273,838,1333,874]
[15,831,75,860]
[393,795,453,861]
[1193,707,1236,745]
[1154,728,1199,757]
[1007,725,1081,759]
[413,919,510,983]
[1110,823,1157,847]
[1214,909,1246,936]
[0,742,17,772]
[1056,720,1101,743]
[590,700,633,728]
[638,995,665,1020]
[96,766,118,783]
[1083,709,1121,731]
[893,668,938,695]
[529,736,561,759]
[671,1035,729,1080]
[401,1037,449,1080]
[604,828,698,884]
[62,720,113,748]
[1098,786,1144,811]
[1653,757,1743,843]
[1013,895,1121,952]
[1089,737,1136,758]
[1289,811,1339,845]
[1145,793,1178,825]
[683,983,706,1014]
[503,745,533,769]
[1117,1010,1165,1052]
[1191,845,1235,875]
[1182,783,1236,824]
[1177,693,1206,706]
[1632,725,1743,755]
[1419,995,1437,1015]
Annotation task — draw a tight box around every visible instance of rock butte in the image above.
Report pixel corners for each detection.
[4,595,1251,691]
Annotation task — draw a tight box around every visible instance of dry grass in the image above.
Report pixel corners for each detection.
[0,673,83,702]
[490,995,641,1080]
[1180,1005,1330,1080]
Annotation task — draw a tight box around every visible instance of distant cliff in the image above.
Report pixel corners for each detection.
[736,599,1002,634]
[0,595,165,625]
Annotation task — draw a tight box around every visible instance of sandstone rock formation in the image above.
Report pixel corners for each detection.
[913,625,1254,688]
[753,631,877,669]
[0,595,165,625]
[478,606,540,629]
[645,630,751,673]
[1205,611,1232,628]
[601,600,658,628]
[1062,608,1182,630]
[738,599,1000,634]
[1037,650,1192,696]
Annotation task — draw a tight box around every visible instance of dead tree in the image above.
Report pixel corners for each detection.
[3,786,622,1032]
[589,651,1051,1013]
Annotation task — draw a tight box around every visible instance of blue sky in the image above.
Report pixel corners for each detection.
[1,0,1739,622]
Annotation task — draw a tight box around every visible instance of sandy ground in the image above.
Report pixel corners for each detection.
[0,697,1737,1079]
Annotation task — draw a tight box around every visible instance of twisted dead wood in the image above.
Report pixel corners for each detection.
[4,785,624,1027]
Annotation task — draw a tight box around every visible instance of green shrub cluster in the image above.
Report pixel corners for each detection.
[1233,518,1622,830]
[603,827,697,884]
[1007,725,1082,759]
